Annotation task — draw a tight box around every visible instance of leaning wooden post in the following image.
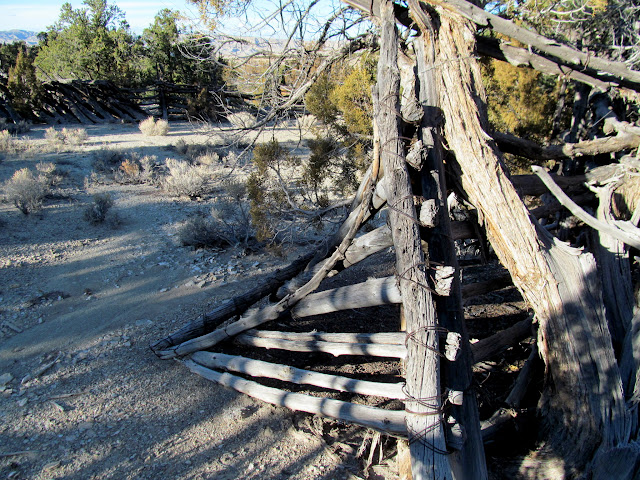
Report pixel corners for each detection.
[410,13,488,477]
[375,1,452,478]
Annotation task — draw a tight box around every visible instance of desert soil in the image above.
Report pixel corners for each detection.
[0,121,399,480]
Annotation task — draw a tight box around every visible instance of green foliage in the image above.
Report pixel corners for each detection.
[141,9,182,83]
[301,136,356,203]
[246,172,273,241]
[305,73,339,125]
[305,58,376,138]
[0,42,37,78]
[481,58,557,140]
[331,61,375,137]
[7,48,43,119]
[35,0,143,84]
[252,139,292,175]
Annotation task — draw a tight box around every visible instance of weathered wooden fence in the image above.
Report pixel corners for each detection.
[0,80,243,125]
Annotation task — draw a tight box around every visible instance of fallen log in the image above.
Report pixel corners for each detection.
[234,332,407,358]
[494,131,640,163]
[191,351,406,399]
[244,329,405,345]
[184,359,408,436]
[470,316,534,364]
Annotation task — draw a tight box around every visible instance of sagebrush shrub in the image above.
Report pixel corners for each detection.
[92,148,128,173]
[45,127,65,146]
[0,130,15,154]
[0,119,30,134]
[84,193,114,224]
[139,117,169,136]
[163,158,210,198]
[62,127,88,145]
[178,216,230,249]
[4,168,49,214]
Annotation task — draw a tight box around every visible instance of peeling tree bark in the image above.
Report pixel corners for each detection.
[422,6,630,476]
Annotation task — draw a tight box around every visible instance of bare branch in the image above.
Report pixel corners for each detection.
[532,165,640,249]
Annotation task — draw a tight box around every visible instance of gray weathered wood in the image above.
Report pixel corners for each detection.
[532,165,640,250]
[245,329,404,345]
[471,317,534,364]
[376,2,452,477]
[183,359,408,436]
[234,332,407,358]
[191,351,406,399]
[155,156,380,359]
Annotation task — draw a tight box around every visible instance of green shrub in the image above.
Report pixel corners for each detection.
[4,168,49,214]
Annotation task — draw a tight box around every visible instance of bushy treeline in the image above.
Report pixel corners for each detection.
[0,1,227,120]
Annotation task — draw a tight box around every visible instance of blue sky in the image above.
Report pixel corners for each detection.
[0,0,201,33]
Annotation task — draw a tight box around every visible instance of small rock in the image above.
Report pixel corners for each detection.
[0,372,14,386]
[196,281,206,288]
[135,319,153,327]
[159,288,169,293]
[17,397,28,407]
[78,421,93,431]
[44,461,61,470]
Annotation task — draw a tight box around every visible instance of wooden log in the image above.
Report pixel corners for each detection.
[57,84,103,123]
[342,225,393,268]
[475,36,612,92]
[494,130,640,162]
[375,2,452,477]
[292,276,401,318]
[344,0,640,92]
[234,333,407,358]
[191,351,406,399]
[471,316,534,364]
[150,251,315,354]
[532,165,640,250]
[183,359,408,436]
[505,343,540,409]
[245,329,405,345]
[414,20,494,468]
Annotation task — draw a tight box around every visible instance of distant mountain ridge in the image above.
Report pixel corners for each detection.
[0,30,39,45]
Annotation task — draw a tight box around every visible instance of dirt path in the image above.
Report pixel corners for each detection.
[0,122,396,480]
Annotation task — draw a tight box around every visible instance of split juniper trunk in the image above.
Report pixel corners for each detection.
[416,3,630,476]
[375,1,452,478]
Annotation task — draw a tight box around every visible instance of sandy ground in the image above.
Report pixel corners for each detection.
[0,122,398,479]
